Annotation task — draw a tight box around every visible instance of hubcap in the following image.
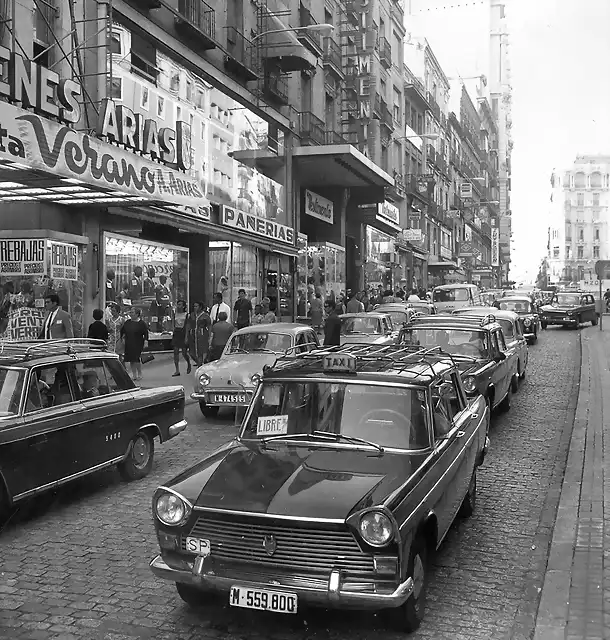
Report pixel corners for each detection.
[132,436,150,468]
[412,553,425,599]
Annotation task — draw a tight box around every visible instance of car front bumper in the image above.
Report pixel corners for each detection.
[190,390,254,407]
[149,554,413,610]
[541,316,578,326]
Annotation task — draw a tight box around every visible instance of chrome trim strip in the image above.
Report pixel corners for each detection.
[13,455,124,501]
[191,505,345,524]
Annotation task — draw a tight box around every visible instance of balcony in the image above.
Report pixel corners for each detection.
[175,0,217,51]
[404,74,430,112]
[380,98,393,132]
[299,111,326,146]
[224,27,258,81]
[379,36,392,69]
[297,5,323,56]
[387,171,406,200]
[323,37,343,78]
[325,130,347,145]
[426,91,441,122]
[263,70,289,105]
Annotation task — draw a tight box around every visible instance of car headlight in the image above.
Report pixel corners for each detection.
[463,376,477,394]
[358,510,394,547]
[250,373,262,385]
[524,318,531,326]
[154,491,191,526]
[199,373,211,387]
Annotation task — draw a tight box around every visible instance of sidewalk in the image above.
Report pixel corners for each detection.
[137,352,198,405]
[534,325,610,639]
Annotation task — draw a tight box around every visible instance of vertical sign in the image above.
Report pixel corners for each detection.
[49,242,79,281]
[491,228,500,266]
[460,182,473,199]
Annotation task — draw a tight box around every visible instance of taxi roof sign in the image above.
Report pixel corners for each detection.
[323,354,357,373]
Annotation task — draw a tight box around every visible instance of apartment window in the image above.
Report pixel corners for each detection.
[157,95,165,118]
[594,246,600,258]
[593,193,600,206]
[577,246,583,259]
[393,87,401,122]
[380,78,387,98]
[566,246,571,259]
[379,17,385,37]
[324,8,333,26]
[553,248,560,258]
[200,120,206,141]
[170,71,181,93]
[381,145,389,172]
[392,31,401,67]
[131,33,158,85]
[579,228,584,241]
[195,88,205,109]
[591,172,602,188]
[110,77,122,100]
[110,31,122,55]
[577,193,584,207]
[175,105,182,123]
[394,141,401,172]
[595,228,600,241]
[186,79,193,103]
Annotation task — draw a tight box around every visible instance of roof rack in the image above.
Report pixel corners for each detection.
[408,314,497,327]
[0,338,108,361]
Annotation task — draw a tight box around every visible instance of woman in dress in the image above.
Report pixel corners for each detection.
[187,301,210,367]
[120,308,149,381]
[104,303,125,359]
[172,300,191,377]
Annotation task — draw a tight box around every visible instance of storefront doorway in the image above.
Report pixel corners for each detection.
[262,253,293,321]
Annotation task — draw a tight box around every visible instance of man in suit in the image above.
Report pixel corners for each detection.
[39,293,74,339]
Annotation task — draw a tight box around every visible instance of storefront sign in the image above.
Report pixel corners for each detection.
[403,229,423,242]
[460,182,473,199]
[0,101,207,208]
[491,227,500,266]
[377,201,400,226]
[49,241,78,281]
[0,306,45,341]
[441,246,452,260]
[304,190,333,224]
[221,206,295,245]
[0,238,46,276]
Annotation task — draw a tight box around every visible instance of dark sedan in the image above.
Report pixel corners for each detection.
[539,291,598,329]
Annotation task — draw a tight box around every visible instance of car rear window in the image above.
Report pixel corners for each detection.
[0,368,24,417]
[433,288,470,302]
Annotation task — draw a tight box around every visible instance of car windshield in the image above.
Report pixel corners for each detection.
[378,310,408,326]
[433,288,470,302]
[498,300,532,313]
[242,381,430,451]
[408,303,431,315]
[554,294,580,306]
[402,328,489,358]
[0,368,24,417]
[340,317,381,335]
[228,332,292,354]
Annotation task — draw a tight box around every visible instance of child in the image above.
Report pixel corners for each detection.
[87,308,109,342]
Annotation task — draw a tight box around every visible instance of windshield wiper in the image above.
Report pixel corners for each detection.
[257,432,336,448]
[230,348,249,354]
[254,348,280,354]
[312,431,385,455]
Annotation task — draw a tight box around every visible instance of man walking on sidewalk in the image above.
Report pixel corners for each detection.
[323,300,341,346]
[207,312,234,363]
[233,289,252,329]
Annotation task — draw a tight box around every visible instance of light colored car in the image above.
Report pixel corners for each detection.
[339,312,399,345]
[191,323,319,417]
[370,303,417,328]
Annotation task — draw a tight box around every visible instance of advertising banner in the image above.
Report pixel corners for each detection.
[0,238,46,276]
[49,241,78,281]
[403,229,423,242]
[0,101,208,208]
[491,228,500,266]
[0,306,45,341]
[304,190,333,224]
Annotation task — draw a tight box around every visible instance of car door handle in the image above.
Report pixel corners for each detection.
[456,431,466,438]
[470,413,479,419]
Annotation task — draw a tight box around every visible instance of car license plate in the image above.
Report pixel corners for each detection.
[563,316,572,321]
[229,586,297,614]
[210,393,247,404]
[185,537,211,556]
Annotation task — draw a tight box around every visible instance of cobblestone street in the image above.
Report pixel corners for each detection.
[0,327,582,640]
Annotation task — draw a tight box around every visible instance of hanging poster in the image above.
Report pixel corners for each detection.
[0,239,46,277]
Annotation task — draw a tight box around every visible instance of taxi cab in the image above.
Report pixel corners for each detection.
[149,344,490,633]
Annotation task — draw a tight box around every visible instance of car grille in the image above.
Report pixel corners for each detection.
[182,513,375,576]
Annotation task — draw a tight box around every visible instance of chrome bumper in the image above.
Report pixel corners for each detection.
[542,317,577,326]
[149,555,413,610]
[168,419,187,438]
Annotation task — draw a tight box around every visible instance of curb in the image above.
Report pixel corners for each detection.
[532,331,589,638]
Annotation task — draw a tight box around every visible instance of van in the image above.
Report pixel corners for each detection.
[432,283,482,313]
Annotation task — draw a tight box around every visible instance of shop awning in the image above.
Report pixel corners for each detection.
[428,260,459,268]
[259,0,317,72]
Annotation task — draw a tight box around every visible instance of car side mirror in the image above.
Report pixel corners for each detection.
[494,352,506,362]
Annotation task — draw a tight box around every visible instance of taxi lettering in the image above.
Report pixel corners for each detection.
[323,355,357,372]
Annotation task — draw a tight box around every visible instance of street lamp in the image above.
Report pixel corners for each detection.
[250,23,335,44]
[394,133,439,142]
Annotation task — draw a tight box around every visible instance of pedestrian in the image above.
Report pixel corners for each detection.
[210,292,231,325]
[104,303,125,358]
[207,311,234,363]
[323,300,342,346]
[120,308,149,381]
[87,308,109,342]
[346,289,364,313]
[382,289,396,303]
[187,301,211,367]
[39,293,73,339]
[252,303,265,325]
[309,292,324,333]
[336,293,347,315]
[233,288,252,329]
[261,297,276,323]
[171,300,191,377]
[360,290,371,311]
[408,290,421,302]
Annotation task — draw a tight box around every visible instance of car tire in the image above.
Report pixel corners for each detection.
[459,470,477,517]
[387,536,428,633]
[499,385,512,413]
[0,481,11,528]
[199,401,219,418]
[176,583,206,607]
[118,430,155,481]
[531,329,538,343]
[511,371,520,393]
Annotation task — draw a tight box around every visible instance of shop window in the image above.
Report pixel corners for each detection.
[103,233,189,347]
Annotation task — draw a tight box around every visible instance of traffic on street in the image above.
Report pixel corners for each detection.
[0,320,582,640]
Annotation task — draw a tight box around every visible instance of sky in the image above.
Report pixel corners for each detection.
[406,0,610,283]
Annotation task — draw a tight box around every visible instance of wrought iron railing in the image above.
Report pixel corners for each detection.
[323,37,342,72]
[379,36,391,68]
[226,27,256,73]
[299,111,326,146]
[177,0,216,40]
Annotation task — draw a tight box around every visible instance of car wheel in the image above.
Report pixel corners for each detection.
[0,481,11,528]
[199,401,219,418]
[459,470,477,518]
[387,536,428,633]
[499,385,512,413]
[118,430,155,481]
[176,583,206,607]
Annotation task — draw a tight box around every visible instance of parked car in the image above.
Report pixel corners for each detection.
[399,314,519,414]
[493,296,540,343]
[0,339,186,520]
[339,312,398,345]
[192,323,320,417]
[149,344,489,632]
[431,283,482,314]
[452,307,528,379]
[539,291,598,329]
[370,303,417,328]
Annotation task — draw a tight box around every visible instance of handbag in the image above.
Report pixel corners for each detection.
[140,352,155,364]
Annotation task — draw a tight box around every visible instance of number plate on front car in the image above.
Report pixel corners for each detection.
[210,393,247,404]
[229,586,298,613]
[185,537,211,556]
